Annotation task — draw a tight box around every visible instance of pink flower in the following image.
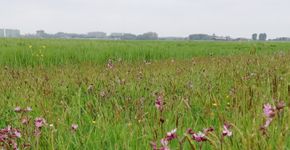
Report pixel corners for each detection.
[203,127,214,135]
[14,106,21,112]
[0,126,21,149]
[263,103,275,118]
[71,124,78,131]
[222,123,232,137]
[155,95,164,111]
[14,130,21,138]
[165,128,177,141]
[150,141,158,150]
[34,117,46,128]
[193,132,207,142]
[160,138,170,150]
[21,117,29,125]
[264,118,273,128]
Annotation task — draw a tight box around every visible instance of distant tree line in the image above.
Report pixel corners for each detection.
[252,33,267,41]
[23,30,159,40]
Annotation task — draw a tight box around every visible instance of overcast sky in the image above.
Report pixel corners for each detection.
[1,0,289,38]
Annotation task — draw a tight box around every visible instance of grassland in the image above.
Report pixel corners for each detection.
[0,39,290,150]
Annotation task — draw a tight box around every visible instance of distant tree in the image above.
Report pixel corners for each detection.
[252,33,257,40]
[121,33,137,40]
[137,32,158,40]
[258,33,267,41]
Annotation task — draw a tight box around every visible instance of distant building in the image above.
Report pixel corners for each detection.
[0,29,4,37]
[109,33,124,40]
[121,33,137,40]
[87,32,106,38]
[188,34,214,40]
[36,30,48,38]
[5,29,20,38]
[270,37,290,41]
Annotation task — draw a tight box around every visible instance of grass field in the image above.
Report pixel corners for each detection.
[0,39,290,150]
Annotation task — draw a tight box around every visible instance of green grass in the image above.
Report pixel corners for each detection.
[0,39,289,149]
[0,38,290,67]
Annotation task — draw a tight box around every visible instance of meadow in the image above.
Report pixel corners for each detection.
[0,39,290,150]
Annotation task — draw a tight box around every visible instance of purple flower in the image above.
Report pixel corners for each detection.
[35,117,46,128]
[165,128,177,141]
[193,132,207,142]
[222,123,232,137]
[263,103,275,118]
[155,95,164,111]
[0,126,21,149]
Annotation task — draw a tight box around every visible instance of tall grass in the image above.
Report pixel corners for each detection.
[0,38,290,67]
[0,39,289,149]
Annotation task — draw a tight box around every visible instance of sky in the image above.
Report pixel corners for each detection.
[1,0,290,38]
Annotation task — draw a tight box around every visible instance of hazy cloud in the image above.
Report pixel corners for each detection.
[1,0,289,38]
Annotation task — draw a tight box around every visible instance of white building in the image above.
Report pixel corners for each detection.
[5,29,21,38]
[0,29,4,37]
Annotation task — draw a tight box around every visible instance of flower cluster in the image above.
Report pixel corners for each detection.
[151,128,177,150]
[34,117,46,136]
[0,126,21,150]
[14,106,32,113]
[260,101,286,134]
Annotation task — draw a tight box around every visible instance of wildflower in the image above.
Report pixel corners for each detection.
[203,127,214,135]
[155,95,164,111]
[35,117,46,128]
[24,107,32,112]
[165,128,177,141]
[186,128,195,135]
[263,103,275,118]
[222,123,232,137]
[193,132,207,142]
[160,138,170,150]
[71,124,78,132]
[21,117,29,125]
[14,130,21,138]
[14,106,21,112]
[107,59,113,69]
[34,129,41,137]
[92,120,96,124]
[264,118,273,128]
[0,126,21,149]
[150,141,158,150]
[212,103,218,107]
[276,101,286,111]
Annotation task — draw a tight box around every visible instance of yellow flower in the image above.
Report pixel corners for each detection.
[212,103,218,107]
[92,120,96,124]
[29,45,32,49]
